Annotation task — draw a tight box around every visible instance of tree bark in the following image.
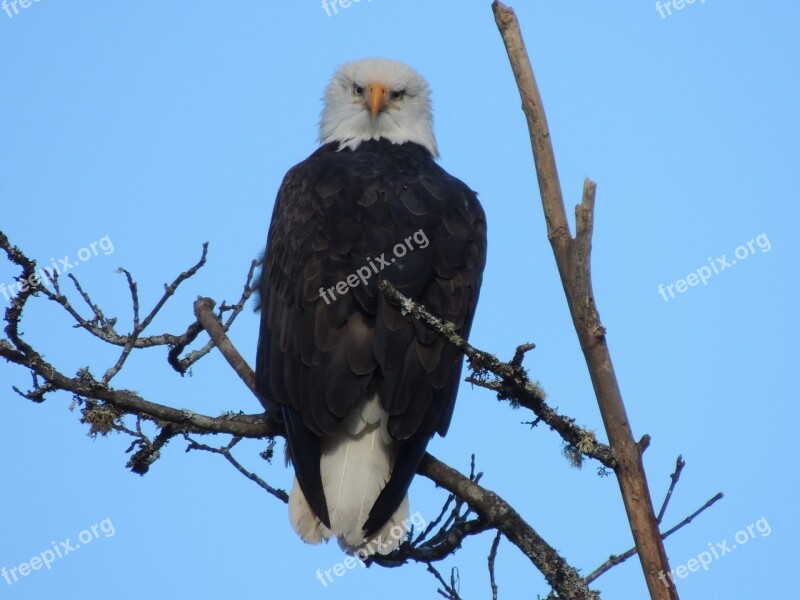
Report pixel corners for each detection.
[491,3,679,598]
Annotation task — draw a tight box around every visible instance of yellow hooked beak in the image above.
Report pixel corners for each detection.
[368,83,387,120]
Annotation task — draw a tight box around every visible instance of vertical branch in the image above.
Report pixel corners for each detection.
[491,3,678,599]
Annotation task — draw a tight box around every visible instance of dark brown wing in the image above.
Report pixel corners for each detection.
[255,139,487,534]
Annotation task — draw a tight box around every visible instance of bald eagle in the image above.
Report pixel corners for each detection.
[256,58,486,555]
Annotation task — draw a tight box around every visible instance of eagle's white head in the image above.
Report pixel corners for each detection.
[319,58,438,158]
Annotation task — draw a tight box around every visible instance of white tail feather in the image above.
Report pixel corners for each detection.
[287,395,409,555]
[288,476,331,544]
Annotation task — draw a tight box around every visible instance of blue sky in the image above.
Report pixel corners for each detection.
[1,2,797,598]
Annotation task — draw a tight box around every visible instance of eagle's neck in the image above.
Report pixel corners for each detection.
[319,110,437,158]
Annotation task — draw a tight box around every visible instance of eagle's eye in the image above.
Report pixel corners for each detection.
[352,84,364,96]
[390,90,406,101]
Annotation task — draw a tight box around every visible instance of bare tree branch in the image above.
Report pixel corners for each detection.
[193,297,258,399]
[427,563,462,600]
[657,456,686,524]
[419,454,598,599]
[491,3,677,597]
[3,7,727,587]
[372,455,493,568]
[379,280,615,470]
[185,435,288,503]
[169,259,258,374]
[660,493,724,541]
[2,229,598,598]
[585,492,724,585]
[488,531,502,600]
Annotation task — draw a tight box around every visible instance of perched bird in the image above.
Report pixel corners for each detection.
[256,58,487,555]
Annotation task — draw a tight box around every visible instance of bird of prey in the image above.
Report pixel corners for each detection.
[256,58,487,555]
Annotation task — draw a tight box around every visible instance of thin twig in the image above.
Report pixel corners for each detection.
[427,563,461,600]
[67,272,112,327]
[185,436,288,503]
[660,493,724,539]
[169,259,258,374]
[488,531,502,600]
[119,268,141,327]
[658,455,686,524]
[585,492,724,584]
[127,424,176,475]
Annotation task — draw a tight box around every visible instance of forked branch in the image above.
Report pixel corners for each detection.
[492,2,678,598]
